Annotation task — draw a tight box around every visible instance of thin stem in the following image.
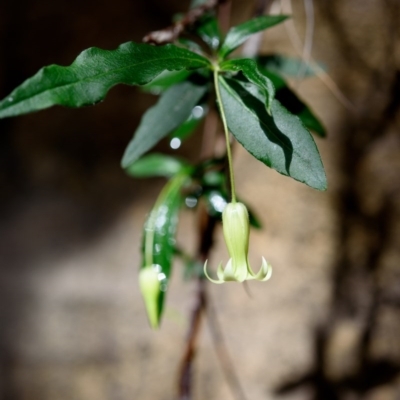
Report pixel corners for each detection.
[213,68,237,203]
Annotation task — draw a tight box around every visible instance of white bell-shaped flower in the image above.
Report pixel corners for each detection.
[204,202,272,283]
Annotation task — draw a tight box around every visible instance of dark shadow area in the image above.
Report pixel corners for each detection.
[275,0,400,398]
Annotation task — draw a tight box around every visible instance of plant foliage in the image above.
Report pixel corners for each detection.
[0,5,327,327]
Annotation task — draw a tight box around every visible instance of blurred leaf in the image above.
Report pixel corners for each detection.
[173,247,203,280]
[126,153,191,178]
[170,104,208,141]
[219,15,288,59]
[257,54,323,78]
[203,188,262,229]
[195,15,222,50]
[218,77,327,190]
[177,38,204,54]
[121,79,207,168]
[141,69,192,94]
[220,58,275,111]
[247,206,262,229]
[140,173,190,328]
[202,170,226,187]
[190,0,208,8]
[0,43,210,119]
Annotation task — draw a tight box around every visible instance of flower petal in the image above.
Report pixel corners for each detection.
[254,257,273,281]
[203,260,224,284]
[216,262,225,281]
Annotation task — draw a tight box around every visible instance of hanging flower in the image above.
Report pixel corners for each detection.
[204,202,272,283]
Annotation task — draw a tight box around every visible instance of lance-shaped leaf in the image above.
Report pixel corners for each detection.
[218,77,327,190]
[126,153,191,178]
[121,79,207,168]
[219,15,288,59]
[256,67,326,137]
[220,58,275,111]
[140,172,189,328]
[170,103,208,141]
[0,42,210,119]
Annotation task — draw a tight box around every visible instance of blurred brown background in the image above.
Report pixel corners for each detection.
[0,1,399,399]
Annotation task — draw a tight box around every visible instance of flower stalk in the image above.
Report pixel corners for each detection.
[213,67,236,203]
[209,69,272,284]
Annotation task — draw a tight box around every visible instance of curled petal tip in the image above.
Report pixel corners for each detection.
[203,260,224,284]
[259,256,272,281]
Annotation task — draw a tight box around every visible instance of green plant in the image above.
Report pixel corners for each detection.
[0,0,327,397]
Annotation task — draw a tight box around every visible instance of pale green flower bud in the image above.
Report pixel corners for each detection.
[204,202,272,283]
[139,265,161,328]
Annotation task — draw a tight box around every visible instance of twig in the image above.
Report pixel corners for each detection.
[143,0,227,45]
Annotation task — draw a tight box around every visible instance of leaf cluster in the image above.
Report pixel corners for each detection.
[0,7,328,327]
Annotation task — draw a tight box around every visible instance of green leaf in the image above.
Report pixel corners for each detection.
[256,67,326,137]
[275,86,326,137]
[121,79,207,168]
[141,69,192,94]
[173,247,203,280]
[195,15,222,50]
[126,153,191,178]
[257,54,322,78]
[141,172,189,328]
[247,206,263,229]
[0,42,210,119]
[201,170,226,187]
[219,15,288,59]
[169,104,208,141]
[253,67,286,90]
[219,77,327,190]
[220,58,275,111]
[297,106,326,137]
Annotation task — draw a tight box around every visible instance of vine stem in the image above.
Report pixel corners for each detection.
[213,68,237,203]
